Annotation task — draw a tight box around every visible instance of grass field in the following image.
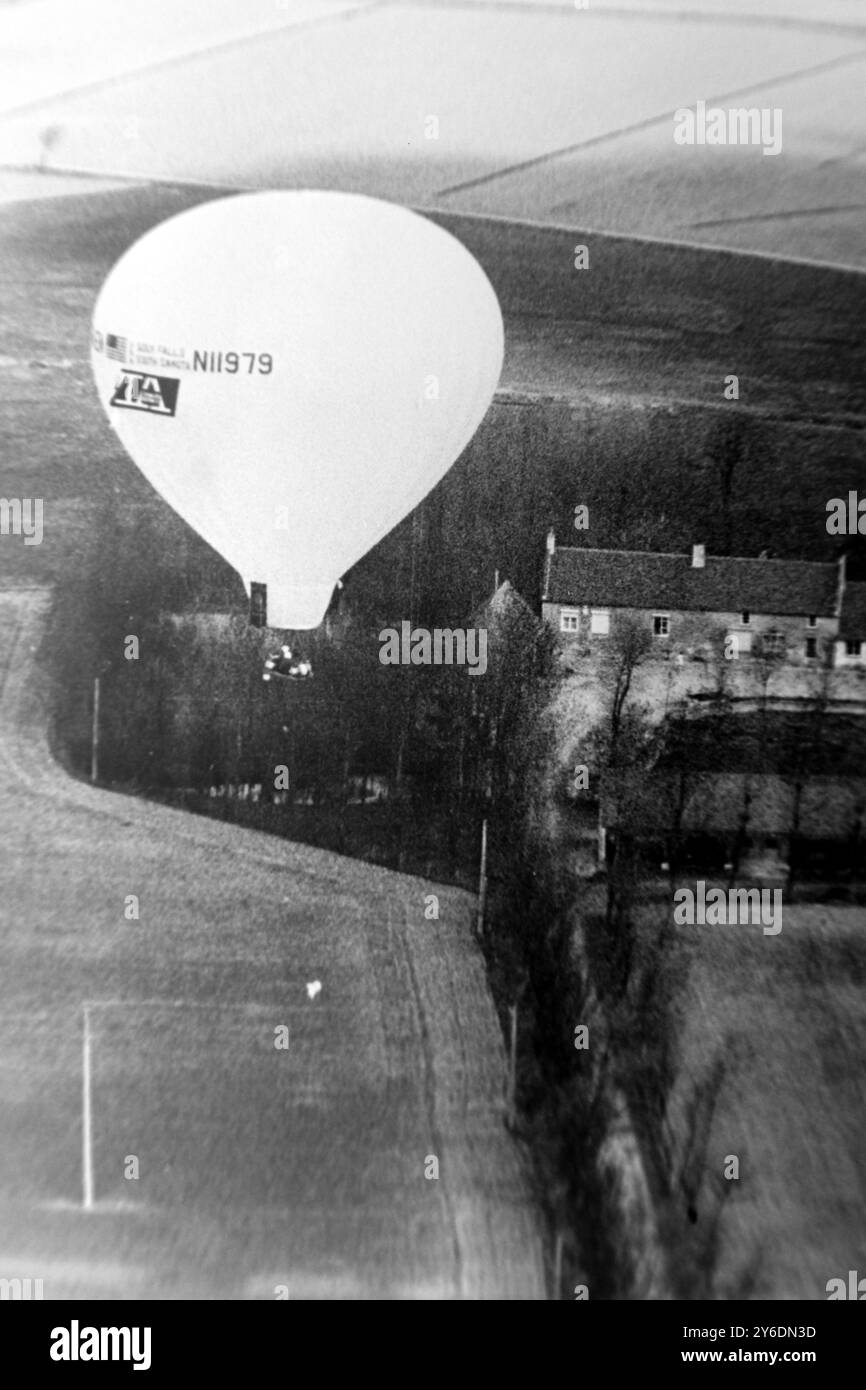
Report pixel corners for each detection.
[1,1,864,266]
[649,891,866,1300]
[0,590,547,1298]
[538,666,866,1298]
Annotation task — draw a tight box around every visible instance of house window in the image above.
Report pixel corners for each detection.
[741,611,750,625]
[846,640,862,657]
[653,614,670,636]
[805,637,817,659]
[763,630,786,657]
[807,615,817,628]
[590,608,610,636]
[560,609,580,634]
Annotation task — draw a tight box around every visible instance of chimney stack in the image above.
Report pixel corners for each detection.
[836,552,847,618]
[542,528,556,601]
[692,544,706,569]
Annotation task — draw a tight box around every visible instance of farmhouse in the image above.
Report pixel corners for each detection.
[541,532,866,669]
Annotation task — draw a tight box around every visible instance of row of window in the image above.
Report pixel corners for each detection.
[561,608,820,633]
[560,609,605,634]
[558,608,684,638]
[558,608,863,658]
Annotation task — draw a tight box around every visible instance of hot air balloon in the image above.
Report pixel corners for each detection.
[90,191,504,678]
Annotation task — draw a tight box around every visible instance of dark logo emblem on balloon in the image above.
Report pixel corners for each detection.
[110,371,179,417]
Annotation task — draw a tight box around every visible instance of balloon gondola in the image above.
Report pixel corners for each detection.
[90,190,504,656]
[262,645,313,683]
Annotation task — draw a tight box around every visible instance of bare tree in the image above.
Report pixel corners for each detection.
[600,615,653,765]
[785,652,833,895]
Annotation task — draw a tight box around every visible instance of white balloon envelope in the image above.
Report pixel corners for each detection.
[90,191,504,630]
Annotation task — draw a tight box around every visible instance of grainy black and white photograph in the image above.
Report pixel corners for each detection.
[1,0,865,1342]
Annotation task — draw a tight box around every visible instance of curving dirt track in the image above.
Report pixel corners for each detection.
[0,586,547,1299]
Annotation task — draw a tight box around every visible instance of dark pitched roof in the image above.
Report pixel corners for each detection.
[840,583,866,640]
[470,579,539,628]
[545,547,838,618]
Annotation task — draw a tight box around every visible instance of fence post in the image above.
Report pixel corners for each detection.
[90,677,100,783]
[475,816,488,938]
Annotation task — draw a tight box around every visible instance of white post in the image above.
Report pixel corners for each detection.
[90,677,100,784]
[82,1004,94,1210]
[475,817,488,938]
